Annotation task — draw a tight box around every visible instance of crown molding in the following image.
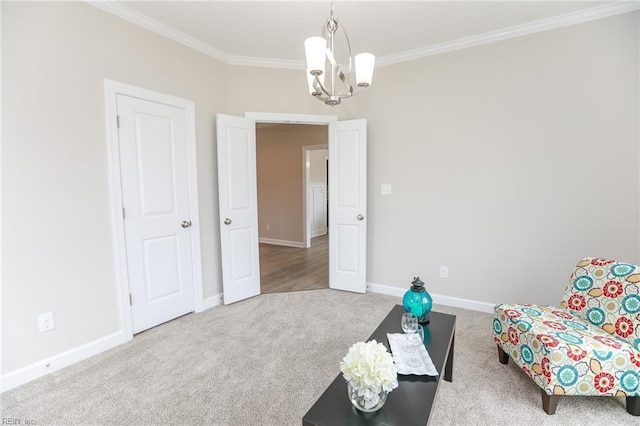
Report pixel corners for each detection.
[227,56,305,70]
[87,0,639,70]
[377,1,640,67]
[86,0,232,63]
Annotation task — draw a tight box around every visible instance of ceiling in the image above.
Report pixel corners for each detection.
[98,1,634,67]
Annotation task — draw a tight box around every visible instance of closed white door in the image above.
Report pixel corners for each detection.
[216,114,261,304]
[117,94,195,333]
[329,119,367,293]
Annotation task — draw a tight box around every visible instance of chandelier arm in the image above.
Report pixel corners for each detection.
[312,70,357,100]
[336,68,353,96]
[349,84,368,97]
[340,21,353,73]
[323,19,354,74]
[324,49,354,96]
[313,93,330,102]
[312,75,332,98]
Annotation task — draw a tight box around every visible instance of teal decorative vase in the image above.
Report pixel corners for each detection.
[402,277,432,324]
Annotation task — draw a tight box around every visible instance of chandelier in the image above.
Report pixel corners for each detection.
[304,3,375,106]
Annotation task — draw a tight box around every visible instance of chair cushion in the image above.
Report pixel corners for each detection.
[560,257,640,351]
[494,303,640,397]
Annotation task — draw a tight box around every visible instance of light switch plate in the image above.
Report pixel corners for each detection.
[380,184,392,195]
[440,266,449,279]
[38,312,55,332]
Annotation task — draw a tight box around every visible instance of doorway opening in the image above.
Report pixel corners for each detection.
[255,123,329,293]
[217,111,367,300]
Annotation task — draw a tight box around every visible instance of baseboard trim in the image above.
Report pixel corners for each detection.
[258,238,305,248]
[202,293,224,310]
[0,331,127,393]
[433,293,496,314]
[367,282,496,314]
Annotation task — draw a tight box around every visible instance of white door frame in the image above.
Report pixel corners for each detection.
[245,113,337,249]
[303,144,329,248]
[245,112,337,126]
[104,79,204,341]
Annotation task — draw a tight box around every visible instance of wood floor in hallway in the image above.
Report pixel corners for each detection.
[259,234,328,293]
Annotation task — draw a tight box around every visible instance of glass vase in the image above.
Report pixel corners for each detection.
[347,382,388,413]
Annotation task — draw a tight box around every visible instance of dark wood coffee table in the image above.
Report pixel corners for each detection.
[302,305,456,426]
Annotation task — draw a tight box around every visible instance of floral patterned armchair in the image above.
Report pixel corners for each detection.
[493,257,640,416]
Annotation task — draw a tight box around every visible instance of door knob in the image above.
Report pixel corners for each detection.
[181,220,192,228]
[357,214,364,221]
[224,218,232,225]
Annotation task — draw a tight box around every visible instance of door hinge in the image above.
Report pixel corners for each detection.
[122,207,125,219]
[116,115,120,128]
[129,294,133,306]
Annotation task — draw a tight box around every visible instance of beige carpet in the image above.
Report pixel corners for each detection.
[0,290,635,425]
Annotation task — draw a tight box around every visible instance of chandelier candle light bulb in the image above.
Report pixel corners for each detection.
[355,53,375,86]
[304,37,327,74]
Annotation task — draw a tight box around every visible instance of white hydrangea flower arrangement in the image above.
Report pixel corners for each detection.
[339,340,399,410]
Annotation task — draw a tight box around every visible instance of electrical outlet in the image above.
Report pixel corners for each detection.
[380,184,392,195]
[266,224,270,231]
[439,266,449,279]
[38,312,55,332]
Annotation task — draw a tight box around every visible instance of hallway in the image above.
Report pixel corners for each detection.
[259,234,328,293]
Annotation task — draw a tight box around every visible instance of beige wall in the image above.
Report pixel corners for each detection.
[231,11,639,306]
[309,149,328,185]
[2,2,227,373]
[2,1,638,384]
[256,125,328,243]
[226,65,340,117]
[354,11,639,304]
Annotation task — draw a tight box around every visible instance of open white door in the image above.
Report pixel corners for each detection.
[329,119,367,293]
[216,114,261,304]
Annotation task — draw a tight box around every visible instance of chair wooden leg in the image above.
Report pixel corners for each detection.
[541,389,560,415]
[497,344,509,364]
[627,396,640,416]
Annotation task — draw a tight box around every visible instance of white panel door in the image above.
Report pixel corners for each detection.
[329,119,367,293]
[310,185,328,237]
[117,94,195,334]
[216,114,261,304]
